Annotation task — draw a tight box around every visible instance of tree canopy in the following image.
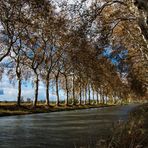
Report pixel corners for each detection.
[0,0,147,106]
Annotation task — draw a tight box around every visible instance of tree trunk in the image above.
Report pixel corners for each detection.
[33,73,39,107]
[84,87,87,105]
[100,88,103,104]
[45,72,50,106]
[16,58,21,106]
[92,87,95,104]
[55,74,60,106]
[113,92,117,104]
[88,85,91,105]
[102,89,105,104]
[105,93,107,104]
[79,83,82,105]
[96,90,99,104]
[65,75,69,106]
[17,78,21,106]
[72,74,75,105]
[82,90,85,105]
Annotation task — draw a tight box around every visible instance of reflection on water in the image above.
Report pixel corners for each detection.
[0,105,137,148]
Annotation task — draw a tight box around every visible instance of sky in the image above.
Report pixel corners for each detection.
[0,74,65,101]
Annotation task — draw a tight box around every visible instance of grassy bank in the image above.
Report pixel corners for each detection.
[0,102,114,117]
[106,103,148,148]
[91,103,148,148]
[73,103,148,148]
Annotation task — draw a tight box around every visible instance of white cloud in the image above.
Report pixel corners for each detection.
[0,75,65,101]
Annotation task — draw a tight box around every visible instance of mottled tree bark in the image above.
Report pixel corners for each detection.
[17,77,21,106]
[84,87,87,105]
[72,74,75,105]
[88,85,91,105]
[79,83,82,105]
[33,73,39,107]
[45,72,50,106]
[55,73,60,106]
[96,90,99,104]
[16,56,21,106]
[65,75,69,106]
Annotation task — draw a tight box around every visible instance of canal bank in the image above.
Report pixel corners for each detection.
[106,103,148,148]
[88,103,148,148]
[0,104,138,148]
[0,103,116,117]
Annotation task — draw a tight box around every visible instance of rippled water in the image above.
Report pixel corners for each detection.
[0,104,137,148]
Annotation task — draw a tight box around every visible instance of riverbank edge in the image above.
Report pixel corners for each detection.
[0,104,117,117]
[106,103,148,147]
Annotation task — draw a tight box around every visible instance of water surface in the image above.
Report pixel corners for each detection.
[0,104,137,148]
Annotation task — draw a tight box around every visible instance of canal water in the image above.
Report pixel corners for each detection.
[0,104,137,148]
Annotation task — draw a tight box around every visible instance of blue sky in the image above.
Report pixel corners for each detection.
[0,74,65,101]
[0,74,100,102]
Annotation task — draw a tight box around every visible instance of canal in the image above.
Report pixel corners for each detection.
[0,104,138,148]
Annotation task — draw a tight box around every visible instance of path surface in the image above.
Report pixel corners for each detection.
[0,104,138,148]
